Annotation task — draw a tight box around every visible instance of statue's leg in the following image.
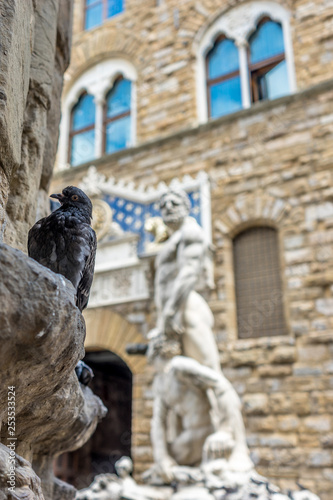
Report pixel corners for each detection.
[182,291,221,373]
[217,388,254,472]
[169,425,214,466]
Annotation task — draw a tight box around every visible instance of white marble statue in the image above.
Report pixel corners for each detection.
[144,336,253,485]
[144,189,253,481]
[154,189,218,371]
[76,457,171,500]
[76,189,321,500]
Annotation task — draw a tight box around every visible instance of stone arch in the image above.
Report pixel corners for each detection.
[83,307,147,375]
[66,28,141,89]
[215,192,290,240]
[64,51,139,98]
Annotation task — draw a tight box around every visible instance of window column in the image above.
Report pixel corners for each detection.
[94,91,105,158]
[237,39,251,109]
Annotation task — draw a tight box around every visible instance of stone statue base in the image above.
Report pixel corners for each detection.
[76,457,321,500]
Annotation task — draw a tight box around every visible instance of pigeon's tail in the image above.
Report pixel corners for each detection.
[77,290,89,312]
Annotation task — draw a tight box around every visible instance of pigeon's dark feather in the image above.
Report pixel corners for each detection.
[28,187,96,311]
[76,229,97,311]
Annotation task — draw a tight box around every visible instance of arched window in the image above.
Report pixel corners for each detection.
[69,93,96,167]
[104,78,131,154]
[84,0,124,30]
[58,59,137,170]
[206,37,242,118]
[233,226,286,339]
[249,18,289,102]
[196,2,296,123]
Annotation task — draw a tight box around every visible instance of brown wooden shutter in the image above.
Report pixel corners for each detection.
[233,226,286,339]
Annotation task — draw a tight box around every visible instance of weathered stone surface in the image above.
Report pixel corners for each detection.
[0,444,44,500]
[1,0,73,250]
[0,244,107,498]
[53,477,76,500]
[243,394,269,415]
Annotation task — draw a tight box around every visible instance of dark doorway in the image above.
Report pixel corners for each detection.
[54,350,132,489]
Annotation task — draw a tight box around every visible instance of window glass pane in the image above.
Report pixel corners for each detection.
[106,79,131,118]
[261,60,290,100]
[85,2,103,30]
[71,129,95,167]
[72,94,95,131]
[250,21,284,64]
[105,115,131,153]
[107,0,124,18]
[208,38,239,79]
[209,76,242,118]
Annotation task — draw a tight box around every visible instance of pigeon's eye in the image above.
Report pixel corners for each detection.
[72,195,79,201]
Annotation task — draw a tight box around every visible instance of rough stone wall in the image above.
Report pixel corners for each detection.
[0,2,108,499]
[0,244,107,500]
[52,81,333,500]
[65,0,333,144]
[0,0,73,250]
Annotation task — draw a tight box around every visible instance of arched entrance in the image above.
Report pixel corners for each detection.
[54,308,147,489]
[55,350,132,489]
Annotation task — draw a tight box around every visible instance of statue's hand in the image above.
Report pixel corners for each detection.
[163,309,184,336]
[157,456,177,483]
[203,430,235,462]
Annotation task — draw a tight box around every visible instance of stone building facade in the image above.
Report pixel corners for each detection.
[52,1,333,498]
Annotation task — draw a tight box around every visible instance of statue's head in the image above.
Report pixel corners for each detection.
[115,456,133,478]
[159,189,191,228]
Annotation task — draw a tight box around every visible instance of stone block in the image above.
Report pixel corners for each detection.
[269,393,292,415]
[270,346,297,364]
[258,434,298,448]
[293,365,323,377]
[285,248,313,265]
[277,415,300,432]
[303,416,331,433]
[307,450,333,467]
[243,394,269,415]
[316,298,333,316]
[298,345,329,362]
[258,364,292,377]
[248,415,277,432]
[131,446,153,462]
[231,349,261,367]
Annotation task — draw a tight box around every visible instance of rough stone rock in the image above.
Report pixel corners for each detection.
[0,244,107,499]
[1,0,74,250]
[53,477,76,500]
[0,444,44,500]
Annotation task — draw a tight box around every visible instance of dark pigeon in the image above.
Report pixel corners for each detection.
[75,360,94,386]
[28,186,97,311]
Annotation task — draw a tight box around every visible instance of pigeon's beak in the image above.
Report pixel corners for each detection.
[50,193,65,203]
